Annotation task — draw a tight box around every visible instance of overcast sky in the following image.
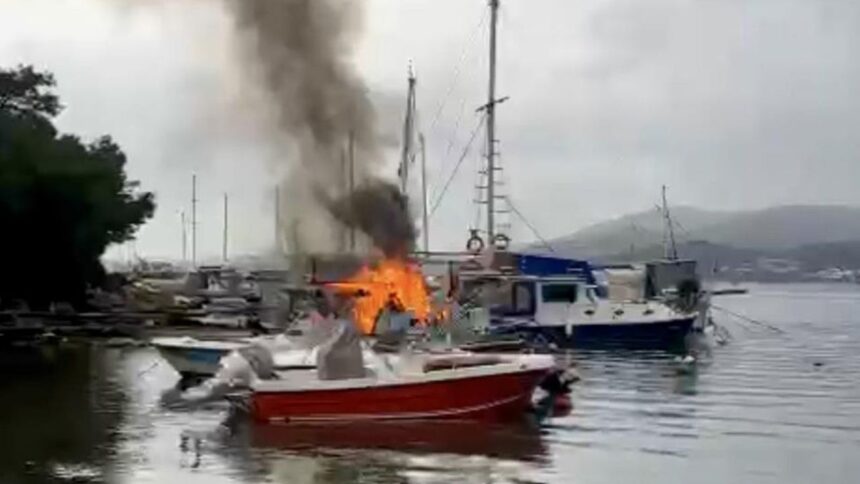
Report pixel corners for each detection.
[2,0,859,261]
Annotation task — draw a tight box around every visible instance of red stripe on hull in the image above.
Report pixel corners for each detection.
[252,369,548,423]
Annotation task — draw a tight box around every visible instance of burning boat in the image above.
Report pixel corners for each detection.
[326,257,432,335]
[150,254,438,379]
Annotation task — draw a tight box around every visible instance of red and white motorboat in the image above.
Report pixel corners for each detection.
[249,352,554,423]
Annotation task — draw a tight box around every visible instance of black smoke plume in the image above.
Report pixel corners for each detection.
[224,0,415,256]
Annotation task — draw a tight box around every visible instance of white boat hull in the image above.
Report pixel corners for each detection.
[152,335,322,377]
[152,337,249,377]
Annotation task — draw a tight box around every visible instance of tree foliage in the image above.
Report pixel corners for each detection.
[0,65,155,307]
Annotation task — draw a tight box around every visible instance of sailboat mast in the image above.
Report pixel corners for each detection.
[180,210,187,264]
[274,185,280,253]
[222,193,228,263]
[348,131,356,251]
[400,66,417,194]
[191,174,197,267]
[420,133,429,252]
[486,0,499,242]
[662,185,678,260]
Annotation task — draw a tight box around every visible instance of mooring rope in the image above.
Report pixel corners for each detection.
[711,304,784,334]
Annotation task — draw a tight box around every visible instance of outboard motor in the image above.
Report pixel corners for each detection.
[532,367,579,420]
[209,343,277,390]
[161,343,277,409]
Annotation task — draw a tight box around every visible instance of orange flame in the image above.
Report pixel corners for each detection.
[329,258,431,335]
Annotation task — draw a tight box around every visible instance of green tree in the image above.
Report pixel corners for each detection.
[0,65,155,308]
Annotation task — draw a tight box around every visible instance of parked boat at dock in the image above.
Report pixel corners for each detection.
[453,253,699,347]
[470,274,695,347]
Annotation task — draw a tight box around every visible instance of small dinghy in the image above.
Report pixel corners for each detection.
[152,334,318,378]
[152,336,249,378]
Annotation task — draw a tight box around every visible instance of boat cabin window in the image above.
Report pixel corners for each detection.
[486,281,535,317]
[541,283,578,303]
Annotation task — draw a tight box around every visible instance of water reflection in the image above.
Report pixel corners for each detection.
[0,343,126,484]
[201,410,550,483]
[242,420,546,461]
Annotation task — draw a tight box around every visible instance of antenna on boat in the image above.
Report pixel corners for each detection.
[662,185,678,260]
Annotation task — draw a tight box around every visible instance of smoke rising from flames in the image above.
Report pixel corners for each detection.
[224,0,416,257]
[321,181,416,258]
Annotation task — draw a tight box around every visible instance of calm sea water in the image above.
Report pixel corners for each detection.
[1,283,859,484]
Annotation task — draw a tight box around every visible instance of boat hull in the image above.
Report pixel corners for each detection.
[495,316,696,348]
[151,337,249,377]
[155,345,233,377]
[251,368,549,423]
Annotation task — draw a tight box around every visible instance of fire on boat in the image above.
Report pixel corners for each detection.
[180,254,571,424]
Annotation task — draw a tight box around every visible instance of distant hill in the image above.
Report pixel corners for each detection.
[529,205,860,280]
[693,205,860,249]
[599,240,762,268]
[537,205,860,256]
[538,206,733,258]
[782,240,860,271]
[594,239,860,280]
